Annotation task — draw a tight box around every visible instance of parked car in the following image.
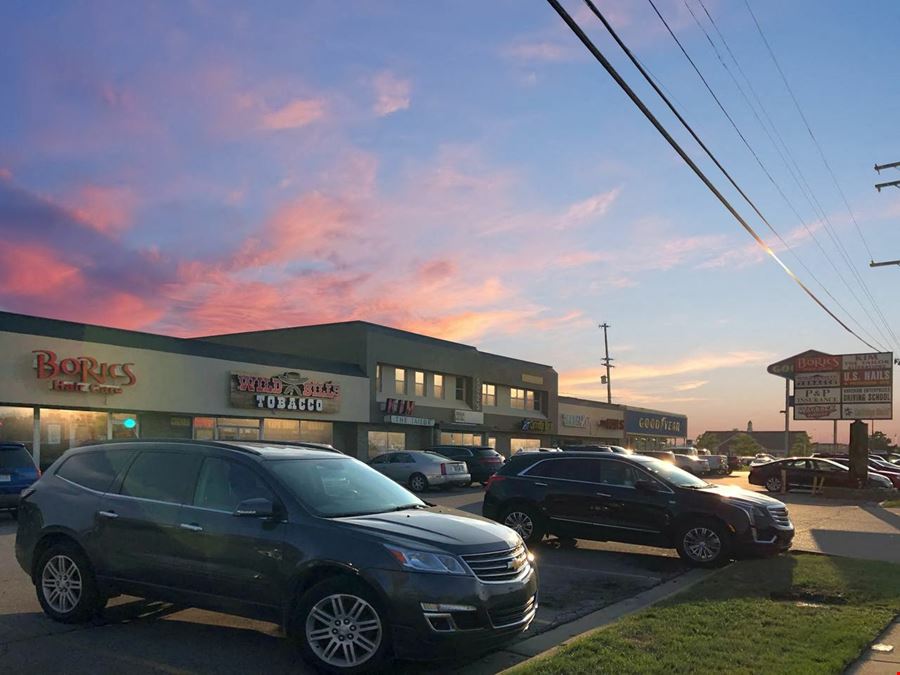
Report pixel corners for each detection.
[368,450,470,491]
[638,450,676,464]
[512,447,563,456]
[16,440,537,672]
[426,445,504,485]
[815,456,900,489]
[749,457,894,492]
[483,452,793,567]
[562,445,613,453]
[727,456,744,472]
[696,449,730,476]
[0,442,40,519]
[670,447,710,476]
[749,453,776,468]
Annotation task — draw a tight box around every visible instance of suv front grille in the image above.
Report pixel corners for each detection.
[462,543,529,582]
[488,594,537,628]
[768,506,792,529]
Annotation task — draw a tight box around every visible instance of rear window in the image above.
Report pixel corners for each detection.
[57,449,135,492]
[0,446,34,470]
[475,449,500,457]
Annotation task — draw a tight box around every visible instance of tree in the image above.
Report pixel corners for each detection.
[728,433,764,456]
[869,431,895,452]
[791,432,811,456]
[694,432,720,451]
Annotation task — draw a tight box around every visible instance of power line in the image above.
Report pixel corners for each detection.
[580,0,887,352]
[543,0,881,352]
[744,0,877,264]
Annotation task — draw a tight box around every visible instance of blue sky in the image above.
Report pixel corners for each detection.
[1,0,898,442]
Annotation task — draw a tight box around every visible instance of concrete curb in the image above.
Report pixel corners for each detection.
[461,567,715,675]
[844,616,900,674]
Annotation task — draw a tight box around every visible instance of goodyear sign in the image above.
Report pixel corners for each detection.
[624,410,687,438]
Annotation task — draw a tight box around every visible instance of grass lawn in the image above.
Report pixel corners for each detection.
[883,499,900,508]
[513,553,900,675]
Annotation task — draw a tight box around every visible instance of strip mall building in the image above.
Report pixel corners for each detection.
[0,312,688,469]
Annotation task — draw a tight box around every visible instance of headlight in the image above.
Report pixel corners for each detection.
[731,501,767,524]
[385,545,468,575]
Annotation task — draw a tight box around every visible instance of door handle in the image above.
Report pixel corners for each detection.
[533,481,549,487]
[595,492,611,498]
[97,510,118,519]
[179,523,203,532]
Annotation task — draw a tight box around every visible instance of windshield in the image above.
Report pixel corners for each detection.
[0,447,35,469]
[268,457,425,518]
[631,456,709,488]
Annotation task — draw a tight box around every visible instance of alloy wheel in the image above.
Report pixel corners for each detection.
[503,511,534,539]
[766,476,782,492]
[410,475,427,492]
[41,555,83,614]
[306,593,382,669]
[682,527,722,562]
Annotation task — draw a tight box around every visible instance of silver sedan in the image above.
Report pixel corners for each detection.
[368,451,470,492]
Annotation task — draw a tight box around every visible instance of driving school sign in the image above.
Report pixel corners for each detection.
[770,351,893,420]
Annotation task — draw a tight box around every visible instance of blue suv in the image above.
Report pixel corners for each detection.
[0,442,40,519]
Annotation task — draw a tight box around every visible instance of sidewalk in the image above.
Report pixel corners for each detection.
[460,567,713,675]
[846,618,899,675]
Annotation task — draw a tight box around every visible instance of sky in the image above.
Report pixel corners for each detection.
[1,0,899,443]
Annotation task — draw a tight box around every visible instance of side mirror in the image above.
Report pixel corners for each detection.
[234,497,278,519]
[634,480,659,493]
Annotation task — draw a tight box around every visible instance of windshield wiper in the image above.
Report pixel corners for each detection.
[390,503,428,512]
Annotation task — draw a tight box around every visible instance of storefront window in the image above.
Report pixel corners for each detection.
[511,438,541,453]
[300,421,332,444]
[111,413,139,440]
[216,417,260,442]
[440,432,483,445]
[367,431,405,458]
[263,418,300,441]
[193,417,215,440]
[39,409,107,469]
[0,406,33,448]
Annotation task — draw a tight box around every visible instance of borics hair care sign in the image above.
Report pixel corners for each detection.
[230,371,341,413]
[33,349,137,395]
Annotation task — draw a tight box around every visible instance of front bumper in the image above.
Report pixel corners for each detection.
[367,564,538,661]
[733,524,794,556]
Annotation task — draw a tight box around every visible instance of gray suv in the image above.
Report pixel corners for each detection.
[15,441,537,673]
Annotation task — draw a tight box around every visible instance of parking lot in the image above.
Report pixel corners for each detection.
[1,474,896,674]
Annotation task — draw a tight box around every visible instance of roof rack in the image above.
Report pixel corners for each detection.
[69,438,265,456]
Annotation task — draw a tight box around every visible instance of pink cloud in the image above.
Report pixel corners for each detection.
[69,184,137,236]
[558,188,621,228]
[0,168,12,181]
[372,71,411,117]
[260,97,327,130]
[502,40,581,63]
[0,243,83,297]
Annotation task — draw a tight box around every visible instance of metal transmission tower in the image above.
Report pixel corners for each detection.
[599,323,614,404]
[871,161,900,267]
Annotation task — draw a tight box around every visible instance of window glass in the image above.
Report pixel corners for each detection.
[601,462,640,487]
[111,413,139,440]
[0,445,36,470]
[367,431,406,458]
[376,364,382,392]
[39,409,108,470]
[455,377,466,401]
[434,374,444,399]
[528,458,601,481]
[440,432,482,445]
[394,368,406,395]
[193,417,215,440]
[0,407,33,448]
[119,451,201,504]
[57,449,134,492]
[482,383,496,407]
[511,388,525,409]
[263,418,300,441]
[216,418,260,441]
[812,460,842,472]
[300,420,333,444]
[193,458,275,512]
[414,371,425,397]
[511,438,541,453]
[370,455,388,465]
[390,453,413,463]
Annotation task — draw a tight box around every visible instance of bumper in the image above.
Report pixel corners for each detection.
[733,525,794,556]
[0,491,21,509]
[469,465,501,483]
[427,472,472,487]
[367,565,538,661]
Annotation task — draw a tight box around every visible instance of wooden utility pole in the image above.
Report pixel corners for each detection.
[599,323,613,404]
[872,161,900,266]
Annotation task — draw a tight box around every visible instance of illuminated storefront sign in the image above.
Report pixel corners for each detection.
[33,349,137,395]
[230,371,342,413]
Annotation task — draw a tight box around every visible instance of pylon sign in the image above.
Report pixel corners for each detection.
[769,351,893,421]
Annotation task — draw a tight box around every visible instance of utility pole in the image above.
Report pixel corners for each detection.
[599,323,614,404]
[872,161,900,266]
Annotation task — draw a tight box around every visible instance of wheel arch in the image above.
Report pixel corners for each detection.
[31,529,88,581]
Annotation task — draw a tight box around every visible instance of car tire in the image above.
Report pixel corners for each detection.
[35,542,105,624]
[675,519,731,568]
[293,576,390,674]
[764,476,784,493]
[408,473,428,492]
[500,504,545,545]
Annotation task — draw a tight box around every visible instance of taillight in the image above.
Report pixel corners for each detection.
[441,463,447,475]
[485,474,506,491]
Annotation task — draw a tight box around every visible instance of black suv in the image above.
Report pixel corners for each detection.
[16,440,537,672]
[483,452,793,567]
[425,446,504,485]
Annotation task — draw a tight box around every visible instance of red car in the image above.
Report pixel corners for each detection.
[823,457,900,489]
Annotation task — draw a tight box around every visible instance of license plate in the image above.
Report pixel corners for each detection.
[0,475,10,482]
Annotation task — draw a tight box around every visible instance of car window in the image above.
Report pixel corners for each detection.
[527,458,600,482]
[0,446,36,470]
[601,462,640,487]
[811,460,842,472]
[475,449,500,457]
[57,449,135,492]
[193,457,275,512]
[369,455,388,465]
[390,453,413,463]
[119,451,202,504]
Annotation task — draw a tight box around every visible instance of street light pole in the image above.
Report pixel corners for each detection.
[599,323,613,404]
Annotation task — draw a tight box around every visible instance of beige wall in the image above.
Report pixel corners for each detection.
[558,400,625,441]
[0,331,370,422]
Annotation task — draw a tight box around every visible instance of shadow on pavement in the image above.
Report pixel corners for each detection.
[808,529,900,564]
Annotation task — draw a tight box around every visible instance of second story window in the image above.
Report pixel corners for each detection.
[455,377,466,401]
[434,373,444,399]
[512,387,540,411]
[376,364,382,392]
[511,387,525,409]
[415,370,425,397]
[482,383,496,407]
[395,368,406,395]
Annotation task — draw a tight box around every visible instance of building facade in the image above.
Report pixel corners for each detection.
[557,397,625,446]
[203,322,559,458]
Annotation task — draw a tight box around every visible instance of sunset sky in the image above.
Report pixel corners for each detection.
[1,0,899,443]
